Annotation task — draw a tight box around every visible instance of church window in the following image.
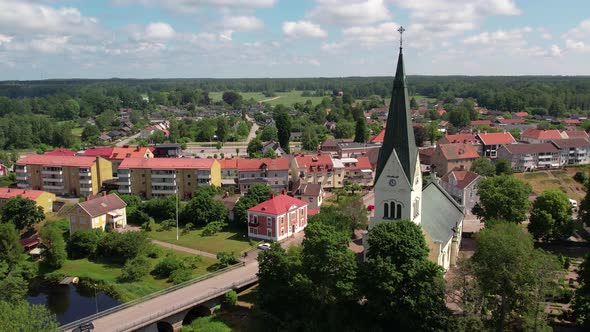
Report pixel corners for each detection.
[383,203,390,219]
[395,204,402,219]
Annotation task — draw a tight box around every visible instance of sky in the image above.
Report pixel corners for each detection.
[1,0,590,79]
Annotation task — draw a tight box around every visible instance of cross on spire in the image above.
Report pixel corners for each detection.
[398,26,405,49]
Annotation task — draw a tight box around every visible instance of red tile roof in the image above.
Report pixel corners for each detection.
[551,139,590,149]
[0,188,47,200]
[294,154,333,172]
[564,119,581,125]
[247,194,307,215]
[17,154,97,167]
[563,130,589,138]
[477,132,516,145]
[438,133,478,145]
[218,158,238,169]
[438,108,446,115]
[119,158,215,170]
[521,128,564,140]
[441,169,481,190]
[82,147,114,158]
[438,143,480,160]
[237,158,290,171]
[44,148,76,156]
[370,129,385,143]
[470,120,493,126]
[77,194,127,218]
[497,118,525,124]
[501,143,559,154]
[110,147,152,160]
[341,156,372,170]
[514,112,529,117]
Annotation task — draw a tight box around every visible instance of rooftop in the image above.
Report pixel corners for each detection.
[293,154,333,172]
[237,157,290,171]
[0,188,48,201]
[77,194,127,218]
[438,133,478,145]
[119,158,215,170]
[441,169,481,190]
[521,128,564,140]
[17,154,98,168]
[437,143,480,160]
[247,194,307,215]
[477,132,516,145]
[44,148,77,156]
[551,138,590,149]
[501,143,559,154]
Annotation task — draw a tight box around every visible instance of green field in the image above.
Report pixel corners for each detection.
[146,226,253,255]
[209,90,327,107]
[71,127,84,137]
[413,95,437,103]
[53,250,217,302]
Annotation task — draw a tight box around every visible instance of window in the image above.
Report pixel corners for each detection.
[267,229,272,237]
[281,228,284,235]
[187,174,191,178]
[383,203,389,218]
[267,217,272,226]
[396,204,402,219]
[281,217,284,225]
[253,216,258,224]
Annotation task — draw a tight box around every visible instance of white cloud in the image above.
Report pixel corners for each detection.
[221,16,264,31]
[463,27,532,46]
[144,22,175,42]
[565,39,590,53]
[549,45,562,57]
[113,0,275,12]
[0,0,100,35]
[0,34,13,45]
[308,0,391,26]
[537,27,552,40]
[342,22,399,46]
[282,21,327,38]
[564,19,590,39]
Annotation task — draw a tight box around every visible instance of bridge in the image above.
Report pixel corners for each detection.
[61,262,259,332]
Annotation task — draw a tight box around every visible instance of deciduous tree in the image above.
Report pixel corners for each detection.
[473,175,532,224]
[528,190,573,240]
[470,157,495,177]
[1,196,45,231]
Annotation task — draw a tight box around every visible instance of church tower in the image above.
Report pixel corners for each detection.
[370,27,422,229]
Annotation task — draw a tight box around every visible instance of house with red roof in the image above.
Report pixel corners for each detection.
[15,155,113,197]
[44,148,77,156]
[83,146,153,176]
[520,128,567,144]
[431,143,480,175]
[117,158,221,199]
[68,193,127,233]
[370,129,385,143]
[564,119,581,125]
[497,143,560,171]
[562,130,589,139]
[218,158,238,185]
[514,112,529,118]
[0,188,56,213]
[247,193,308,241]
[476,132,517,158]
[469,120,493,127]
[237,157,290,194]
[496,118,525,126]
[440,168,482,214]
[438,108,446,116]
[290,154,336,189]
[438,133,479,145]
[338,156,374,187]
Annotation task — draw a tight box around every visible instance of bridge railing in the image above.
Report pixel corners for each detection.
[59,263,246,331]
[114,275,258,332]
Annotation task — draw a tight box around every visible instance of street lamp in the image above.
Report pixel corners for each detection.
[176,185,179,241]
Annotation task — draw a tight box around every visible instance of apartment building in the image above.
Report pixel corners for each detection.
[496,143,560,171]
[552,139,590,166]
[0,188,56,213]
[477,132,517,158]
[82,146,153,176]
[117,158,221,199]
[520,129,566,144]
[290,154,338,189]
[340,156,374,187]
[15,155,113,197]
[237,158,290,194]
[431,143,480,175]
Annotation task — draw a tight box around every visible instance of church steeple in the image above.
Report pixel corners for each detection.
[375,26,418,185]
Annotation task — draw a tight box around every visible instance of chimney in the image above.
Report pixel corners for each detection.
[281,188,286,195]
[270,193,275,199]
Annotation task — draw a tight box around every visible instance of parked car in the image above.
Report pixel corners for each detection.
[257,243,271,250]
[569,198,578,209]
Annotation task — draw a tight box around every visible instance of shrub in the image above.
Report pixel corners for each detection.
[119,256,151,282]
[146,245,163,259]
[224,290,238,308]
[129,209,150,226]
[182,223,194,235]
[97,231,152,263]
[574,171,588,184]
[68,229,104,259]
[183,256,203,269]
[153,254,183,278]
[169,267,192,284]
[201,221,227,237]
[216,251,238,267]
[158,219,175,232]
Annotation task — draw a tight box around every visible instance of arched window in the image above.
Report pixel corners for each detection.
[396,204,402,219]
[384,203,390,219]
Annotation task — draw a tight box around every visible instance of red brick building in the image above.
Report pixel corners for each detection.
[247,194,308,241]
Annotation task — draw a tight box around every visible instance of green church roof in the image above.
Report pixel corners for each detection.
[375,46,418,184]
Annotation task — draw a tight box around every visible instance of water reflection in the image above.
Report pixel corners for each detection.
[27,283,120,325]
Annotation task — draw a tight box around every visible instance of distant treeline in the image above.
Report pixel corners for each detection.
[2,76,590,114]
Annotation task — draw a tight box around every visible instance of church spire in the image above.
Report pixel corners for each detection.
[375,26,418,184]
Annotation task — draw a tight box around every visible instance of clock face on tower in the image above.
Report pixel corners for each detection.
[389,179,397,187]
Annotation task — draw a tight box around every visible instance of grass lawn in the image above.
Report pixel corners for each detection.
[146,225,253,255]
[413,95,437,103]
[51,250,218,302]
[208,90,327,107]
[514,170,586,202]
[71,127,84,137]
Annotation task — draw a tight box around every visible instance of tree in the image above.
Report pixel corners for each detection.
[221,91,242,106]
[246,137,263,157]
[39,223,67,269]
[67,229,104,259]
[224,290,238,307]
[579,181,590,227]
[528,190,573,240]
[97,231,151,263]
[274,108,291,154]
[0,223,24,266]
[448,107,470,128]
[425,121,441,143]
[361,220,451,331]
[233,184,272,223]
[410,97,418,109]
[301,126,318,151]
[180,191,227,226]
[142,196,176,221]
[495,158,513,175]
[81,125,100,142]
[0,301,58,332]
[216,251,238,267]
[470,157,495,177]
[413,125,425,147]
[334,121,355,139]
[354,118,367,143]
[259,126,278,141]
[473,175,532,224]
[471,222,560,331]
[215,118,229,143]
[119,255,151,282]
[1,196,45,231]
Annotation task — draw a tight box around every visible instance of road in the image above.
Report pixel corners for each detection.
[116,133,141,147]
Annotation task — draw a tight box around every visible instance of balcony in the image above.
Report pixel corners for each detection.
[79,169,91,176]
[79,178,92,185]
[196,173,211,179]
[42,169,63,176]
[151,188,177,195]
[80,187,92,192]
[16,174,28,181]
[151,172,176,179]
[43,184,64,191]
[118,186,131,194]
[117,178,131,186]
[152,179,176,186]
[17,182,29,189]
[43,177,64,183]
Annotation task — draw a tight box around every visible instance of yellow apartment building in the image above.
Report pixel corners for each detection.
[117,158,221,199]
[15,155,113,197]
[0,187,56,213]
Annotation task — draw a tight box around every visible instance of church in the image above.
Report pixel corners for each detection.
[365,29,464,270]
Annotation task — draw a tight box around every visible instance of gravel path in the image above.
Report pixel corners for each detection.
[150,239,217,259]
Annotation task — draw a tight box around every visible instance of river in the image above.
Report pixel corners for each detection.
[27,282,120,326]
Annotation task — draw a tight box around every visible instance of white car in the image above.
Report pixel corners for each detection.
[569,199,578,209]
[257,243,271,250]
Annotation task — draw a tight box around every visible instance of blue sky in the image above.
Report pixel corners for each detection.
[0,0,589,79]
